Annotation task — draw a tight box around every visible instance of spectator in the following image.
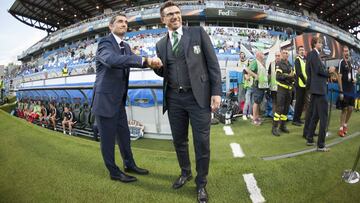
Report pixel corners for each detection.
[28,101,41,123]
[47,103,58,131]
[62,64,69,77]
[237,52,252,120]
[16,99,25,118]
[245,51,268,125]
[62,106,76,135]
[39,103,48,127]
[87,64,95,74]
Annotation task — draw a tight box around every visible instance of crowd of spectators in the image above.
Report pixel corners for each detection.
[13,39,96,78]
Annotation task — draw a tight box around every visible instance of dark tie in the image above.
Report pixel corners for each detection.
[119,41,129,80]
[119,41,125,55]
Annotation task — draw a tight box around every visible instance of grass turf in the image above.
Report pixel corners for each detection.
[0,109,359,202]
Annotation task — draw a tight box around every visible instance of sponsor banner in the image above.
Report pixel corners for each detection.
[205,8,267,20]
[295,33,343,59]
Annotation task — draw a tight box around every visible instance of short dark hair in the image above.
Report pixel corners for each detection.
[160,1,180,16]
[343,45,349,50]
[311,36,322,49]
[109,13,127,25]
[297,46,304,51]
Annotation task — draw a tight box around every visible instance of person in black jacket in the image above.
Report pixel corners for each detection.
[153,2,221,202]
[271,49,295,136]
[292,46,308,126]
[337,46,356,137]
[305,36,336,151]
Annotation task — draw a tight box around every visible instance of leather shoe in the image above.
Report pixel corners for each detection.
[197,187,208,203]
[172,174,192,189]
[110,172,137,183]
[124,165,149,175]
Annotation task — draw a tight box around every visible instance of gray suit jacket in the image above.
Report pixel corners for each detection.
[154,26,222,113]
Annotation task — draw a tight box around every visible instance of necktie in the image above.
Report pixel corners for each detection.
[172,31,179,54]
[119,41,129,80]
[119,41,125,55]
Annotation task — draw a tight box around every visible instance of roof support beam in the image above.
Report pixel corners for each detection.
[324,0,356,19]
[61,0,92,17]
[9,11,57,32]
[19,0,74,24]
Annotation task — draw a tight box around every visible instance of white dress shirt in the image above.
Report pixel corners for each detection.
[169,26,183,46]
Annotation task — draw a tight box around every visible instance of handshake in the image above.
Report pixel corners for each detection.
[145,57,163,69]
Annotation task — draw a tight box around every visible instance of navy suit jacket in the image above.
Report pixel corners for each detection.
[306,49,329,96]
[91,34,145,118]
[154,26,222,113]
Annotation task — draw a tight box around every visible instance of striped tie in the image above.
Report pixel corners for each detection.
[172,31,179,54]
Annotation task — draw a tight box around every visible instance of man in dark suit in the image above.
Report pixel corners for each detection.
[153,2,221,203]
[92,14,162,183]
[305,36,336,151]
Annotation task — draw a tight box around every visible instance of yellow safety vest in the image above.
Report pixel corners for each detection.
[62,67,69,76]
[0,80,4,89]
[257,60,269,89]
[296,56,307,87]
[269,61,277,91]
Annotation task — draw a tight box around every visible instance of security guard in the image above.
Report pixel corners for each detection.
[292,46,307,126]
[62,64,69,77]
[272,49,295,136]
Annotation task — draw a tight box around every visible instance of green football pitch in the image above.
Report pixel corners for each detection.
[1,109,359,203]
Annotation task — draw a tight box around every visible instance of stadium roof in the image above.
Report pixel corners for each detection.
[8,0,159,32]
[277,0,360,35]
[8,0,360,36]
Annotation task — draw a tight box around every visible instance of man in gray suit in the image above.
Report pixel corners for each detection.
[153,1,222,203]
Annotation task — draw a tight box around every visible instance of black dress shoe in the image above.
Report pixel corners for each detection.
[172,174,192,189]
[197,187,208,203]
[110,172,137,183]
[124,166,149,175]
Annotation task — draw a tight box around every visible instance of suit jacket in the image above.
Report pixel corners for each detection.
[154,26,222,113]
[91,33,145,118]
[306,49,329,95]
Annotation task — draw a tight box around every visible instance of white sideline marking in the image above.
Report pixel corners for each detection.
[243,173,266,203]
[230,143,245,158]
[223,126,234,135]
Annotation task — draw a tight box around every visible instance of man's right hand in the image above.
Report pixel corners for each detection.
[147,57,163,69]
